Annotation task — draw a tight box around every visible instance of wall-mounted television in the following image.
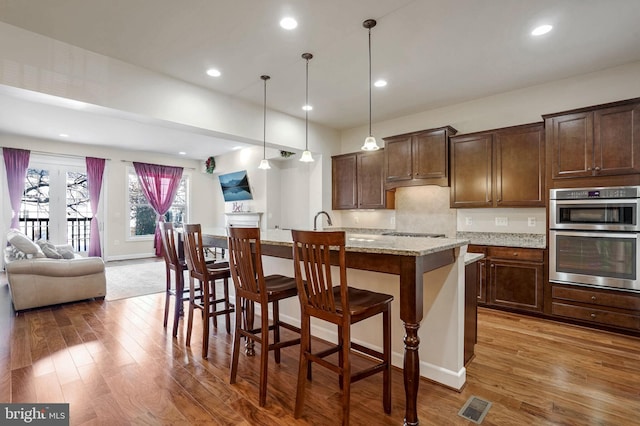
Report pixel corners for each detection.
[218,170,253,202]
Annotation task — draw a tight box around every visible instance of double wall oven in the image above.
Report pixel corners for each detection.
[549,186,640,292]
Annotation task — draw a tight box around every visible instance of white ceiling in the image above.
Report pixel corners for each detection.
[1,0,640,159]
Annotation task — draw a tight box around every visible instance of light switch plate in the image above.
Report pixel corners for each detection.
[528,217,536,227]
[465,217,473,226]
[495,217,508,226]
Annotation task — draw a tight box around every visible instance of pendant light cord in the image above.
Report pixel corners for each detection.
[305,57,309,151]
[368,26,372,137]
[263,77,267,158]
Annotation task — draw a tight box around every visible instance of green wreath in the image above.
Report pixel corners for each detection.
[205,156,216,174]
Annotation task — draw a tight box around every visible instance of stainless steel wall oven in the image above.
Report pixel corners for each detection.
[549,186,640,292]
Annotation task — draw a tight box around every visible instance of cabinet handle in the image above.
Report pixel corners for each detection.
[490,264,495,268]
[591,295,597,301]
[590,313,596,319]
[587,167,592,171]
[513,252,518,256]
[594,166,601,171]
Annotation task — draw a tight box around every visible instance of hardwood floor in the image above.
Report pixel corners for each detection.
[1,272,639,425]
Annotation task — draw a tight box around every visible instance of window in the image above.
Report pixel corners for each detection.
[20,159,92,251]
[127,169,188,238]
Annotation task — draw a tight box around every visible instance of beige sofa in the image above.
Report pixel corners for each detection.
[4,229,106,311]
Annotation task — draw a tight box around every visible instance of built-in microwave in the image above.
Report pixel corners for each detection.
[549,187,640,232]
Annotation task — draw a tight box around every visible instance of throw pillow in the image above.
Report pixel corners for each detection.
[5,246,28,261]
[55,244,76,259]
[7,229,45,258]
[37,240,63,259]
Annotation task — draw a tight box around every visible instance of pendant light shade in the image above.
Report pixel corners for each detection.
[258,75,271,170]
[361,19,380,151]
[300,52,314,162]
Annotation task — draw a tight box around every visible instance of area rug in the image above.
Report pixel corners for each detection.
[105,260,167,301]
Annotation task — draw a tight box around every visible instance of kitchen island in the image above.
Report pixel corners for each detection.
[199,228,469,426]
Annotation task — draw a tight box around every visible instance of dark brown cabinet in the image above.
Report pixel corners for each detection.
[383,126,457,189]
[545,99,640,180]
[332,149,394,210]
[464,259,479,365]
[450,123,545,208]
[548,283,640,332]
[468,245,545,314]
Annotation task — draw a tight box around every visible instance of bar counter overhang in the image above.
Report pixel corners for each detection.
[198,228,470,426]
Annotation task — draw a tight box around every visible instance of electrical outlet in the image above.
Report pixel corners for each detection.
[354,216,359,224]
[390,217,395,226]
[495,217,508,226]
[465,217,473,226]
[528,217,536,227]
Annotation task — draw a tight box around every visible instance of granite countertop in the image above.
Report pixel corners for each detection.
[464,252,485,265]
[203,228,469,257]
[455,232,546,249]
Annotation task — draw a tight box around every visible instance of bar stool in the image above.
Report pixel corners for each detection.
[291,230,393,425]
[227,227,301,407]
[183,223,234,359]
[159,221,189,337]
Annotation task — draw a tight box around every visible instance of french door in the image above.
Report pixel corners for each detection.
[21,155,97,252]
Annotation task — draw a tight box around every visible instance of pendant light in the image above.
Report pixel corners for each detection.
[300,52,314,162]
[258,75,271,170]
[361,19,380,151]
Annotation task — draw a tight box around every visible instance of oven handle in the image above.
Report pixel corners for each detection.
[549,230,639,239]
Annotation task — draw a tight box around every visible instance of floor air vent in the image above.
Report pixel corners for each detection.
[458,396,492,424]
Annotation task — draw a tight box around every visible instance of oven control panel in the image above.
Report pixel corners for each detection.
[551,186,640,200]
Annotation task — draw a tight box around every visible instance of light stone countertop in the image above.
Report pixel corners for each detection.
[203,228,469,257]
[464,252,485,265]
[456,232,546,249]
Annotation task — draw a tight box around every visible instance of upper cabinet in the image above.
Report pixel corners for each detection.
[332,149,394,210]
[450,123,545,208]
[383,126,458,189]
[545,98,640,181]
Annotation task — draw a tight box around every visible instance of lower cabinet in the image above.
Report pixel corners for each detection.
[468,245,545,314]
[549,283,640,332]
[464,260,479,365]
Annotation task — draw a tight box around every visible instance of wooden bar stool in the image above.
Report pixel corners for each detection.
[291,230,393,425]
[159,221,190,337]
[183,223,234,359]
[227,227,301,407]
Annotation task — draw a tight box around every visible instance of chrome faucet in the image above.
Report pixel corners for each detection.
[313,211,333,230]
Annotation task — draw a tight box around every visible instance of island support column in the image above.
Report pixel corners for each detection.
[399,256,424,426]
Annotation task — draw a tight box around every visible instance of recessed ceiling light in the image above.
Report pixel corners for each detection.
[59,133,69,138]
[206,68,221,77]
[302,105,313,111]
[280,17,297,30]
[232,146,242,150]
[178,151,186,155]
[374,79,387,88]
[531,24,553,36]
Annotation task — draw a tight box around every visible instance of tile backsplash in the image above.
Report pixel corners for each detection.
[334,185,546,237]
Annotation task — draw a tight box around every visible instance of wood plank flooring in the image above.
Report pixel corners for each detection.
[1,272,639,425]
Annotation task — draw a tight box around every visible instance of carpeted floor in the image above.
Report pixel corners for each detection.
[105,260,168,301]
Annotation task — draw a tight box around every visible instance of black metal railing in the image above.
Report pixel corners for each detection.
[19,217,91,252]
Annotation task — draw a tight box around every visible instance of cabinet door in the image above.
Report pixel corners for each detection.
[489,260,544,312]
[332,154,358,210]
[384,136,413,182]
[494,124,545,207]
[594,103,640,176]
[413,129,448,180]
[450,134,493,207]
[548,112,594,179]
[357,150,387,209]
[477,259,487,304]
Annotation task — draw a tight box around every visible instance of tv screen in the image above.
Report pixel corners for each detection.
[218,170,253,202]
